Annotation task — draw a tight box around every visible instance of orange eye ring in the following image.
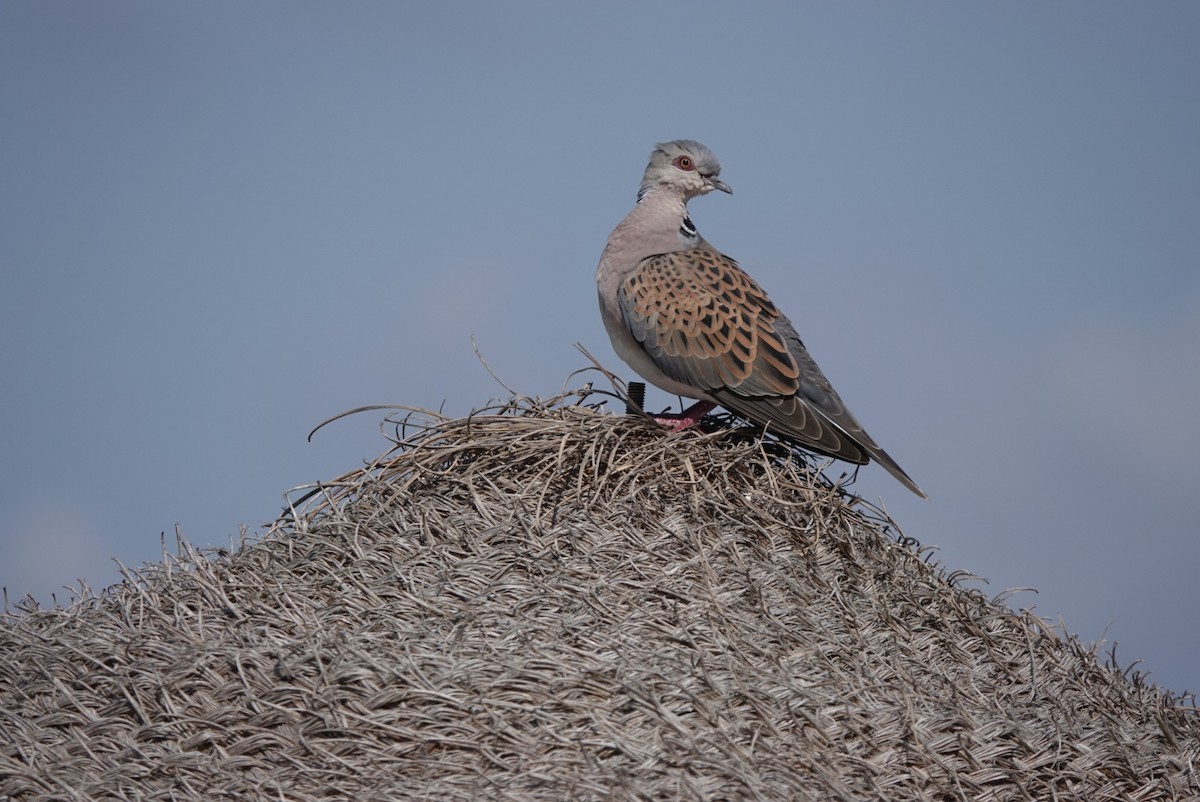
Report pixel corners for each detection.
[674,155,695,171]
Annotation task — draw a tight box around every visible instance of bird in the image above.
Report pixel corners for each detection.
[596,140,927,498]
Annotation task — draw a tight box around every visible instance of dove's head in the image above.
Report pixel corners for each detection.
[637,140,732,203]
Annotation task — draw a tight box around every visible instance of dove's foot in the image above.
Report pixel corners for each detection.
[652,401,717,431]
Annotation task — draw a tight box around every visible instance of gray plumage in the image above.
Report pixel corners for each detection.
[596,140,926,498]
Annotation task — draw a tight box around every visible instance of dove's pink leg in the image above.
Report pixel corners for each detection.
[652,401,717,431]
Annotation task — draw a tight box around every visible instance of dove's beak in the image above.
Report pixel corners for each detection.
[706,176,732,195]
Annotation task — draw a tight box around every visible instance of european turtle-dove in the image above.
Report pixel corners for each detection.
[596,140,926,498]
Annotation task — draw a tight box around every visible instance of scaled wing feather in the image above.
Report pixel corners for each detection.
[619,247,876,464]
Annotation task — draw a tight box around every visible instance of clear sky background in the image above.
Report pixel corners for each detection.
[2,3,1198,693]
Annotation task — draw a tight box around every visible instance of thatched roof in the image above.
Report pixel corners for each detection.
[2,387,1198,800]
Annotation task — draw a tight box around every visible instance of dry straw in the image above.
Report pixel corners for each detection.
[2,379,1197,800]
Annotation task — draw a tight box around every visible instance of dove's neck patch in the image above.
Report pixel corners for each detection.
[679,215,699,241]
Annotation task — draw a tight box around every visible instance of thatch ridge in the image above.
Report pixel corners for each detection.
[2,387,1197,800]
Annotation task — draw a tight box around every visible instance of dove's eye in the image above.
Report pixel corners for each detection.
[674,156,695,171]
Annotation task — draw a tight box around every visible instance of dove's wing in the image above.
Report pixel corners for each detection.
[619,246,926,497]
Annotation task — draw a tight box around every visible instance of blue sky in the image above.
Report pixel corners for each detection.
[2,2,1198,693]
